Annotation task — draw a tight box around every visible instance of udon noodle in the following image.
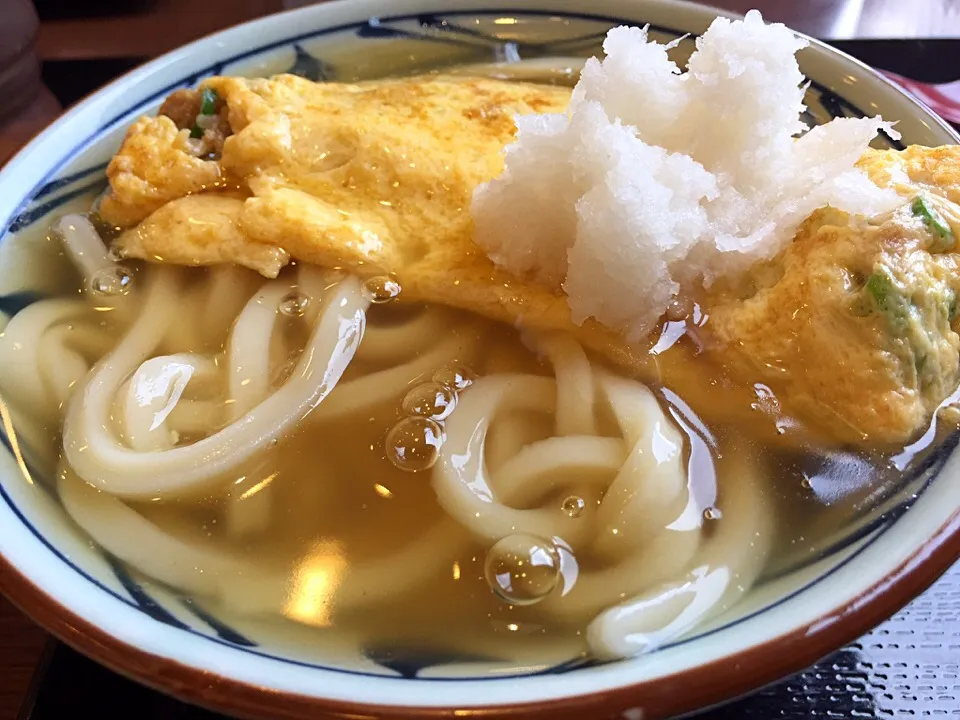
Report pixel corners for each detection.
[0,213,777,660]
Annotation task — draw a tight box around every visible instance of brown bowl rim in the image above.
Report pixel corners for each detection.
[0,506,956,720]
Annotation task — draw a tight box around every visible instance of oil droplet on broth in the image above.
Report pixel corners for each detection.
[361,276,402,304]
[561,495,585,518]
[402,382,456,421]
[703,506,723,521]
[385,416,443,472]
[88,266,133,296]
[432,365,476,391]
[278,291,310,317]
[937,403,960,427]
[484,534,561,606]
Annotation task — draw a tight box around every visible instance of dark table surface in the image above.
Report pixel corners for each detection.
[0,33,959,720]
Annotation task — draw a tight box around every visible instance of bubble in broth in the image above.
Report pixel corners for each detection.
[402,382,457,421]
[88,266,133,296]
[703,506,723,521]
[484,534,562,606]
[361,276,402,304]
[385,416,444,472]
[561,495,586,518]
[278,291,310,317]
[432,365,476,391]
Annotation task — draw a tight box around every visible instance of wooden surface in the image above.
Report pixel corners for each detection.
[36,0,286,60]
[0,596,47,720]
[32,0,960,61]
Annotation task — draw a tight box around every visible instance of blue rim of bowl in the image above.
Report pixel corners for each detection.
[0,0,957,690]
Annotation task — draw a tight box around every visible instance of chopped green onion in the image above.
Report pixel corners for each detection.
[865,270,895,311]
[199,88,218,116]
[912,195,954,251]
[865,267,915,334]
[189,125,204,139]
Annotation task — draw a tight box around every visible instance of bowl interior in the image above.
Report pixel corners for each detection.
[0,0,958,713]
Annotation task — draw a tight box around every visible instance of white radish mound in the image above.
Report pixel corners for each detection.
[472,10,902,342]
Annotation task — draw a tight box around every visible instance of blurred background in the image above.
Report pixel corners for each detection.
[1,0,959,163]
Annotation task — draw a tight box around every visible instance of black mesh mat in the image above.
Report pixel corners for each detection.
[698,563,960,719]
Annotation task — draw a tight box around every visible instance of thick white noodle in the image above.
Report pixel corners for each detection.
[591,369,689,559]
[308,329,480,423]
[0,217,141,421]
[62,271,370,499]
[586,449,771,658]
[544,527,701,622]
[227,282,291,418]
[225,473,276,538]
[533,332,596,436]
[161,266,263,353]
[224,268,337,538]
[355,308,453,364]
[38,325,92,411]
[428,330,765,659]
[434,374,589,542]
[55,214,114,282]
[0,300,93,417]
[120,354,219,452]
[492,436,626,500]
[485,411,547,473]
[295,264,342,325]
[222,283,282,537]
[58,465,285,614]
[334,520,464,609]
[10,264,480,614]
[201,265,263,345]
[161,399,225,436]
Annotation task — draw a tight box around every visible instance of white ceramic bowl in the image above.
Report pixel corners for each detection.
[0,1,957,718]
